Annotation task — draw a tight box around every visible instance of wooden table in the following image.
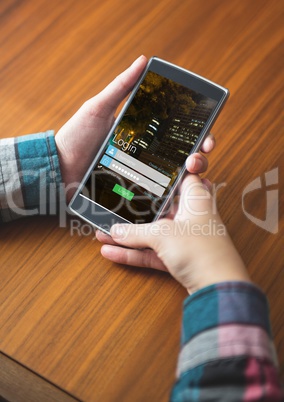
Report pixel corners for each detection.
[0,0,283,401]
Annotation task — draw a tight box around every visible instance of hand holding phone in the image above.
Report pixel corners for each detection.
[55,56,148,202]
[69,57,229,233]
[100,173,250,294]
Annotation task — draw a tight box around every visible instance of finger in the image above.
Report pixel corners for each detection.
[175,174,212,219]
[101,244,167,271]
[186,153,208,173]
[179,173,203,198]
[201,178,213,194]
[200,133,215,154]
[110,223,154,248]
[96,229,118,245]
[91,55,148,118]
[163,195,180,219]
[109,220,174,252]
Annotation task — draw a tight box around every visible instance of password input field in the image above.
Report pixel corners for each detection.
[100,154,167,197]
[105,145,171,187]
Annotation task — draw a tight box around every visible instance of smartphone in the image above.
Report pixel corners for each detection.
[69,57,229,234]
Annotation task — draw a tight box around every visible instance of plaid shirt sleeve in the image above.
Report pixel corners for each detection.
[0,131,62,222]
[171,281,284,401]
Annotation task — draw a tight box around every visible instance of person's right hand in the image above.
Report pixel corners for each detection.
[100,174,251,294]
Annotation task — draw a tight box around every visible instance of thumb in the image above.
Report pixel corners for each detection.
[110,220,173,250]
[92,55,148,118]
[175,174,213,220]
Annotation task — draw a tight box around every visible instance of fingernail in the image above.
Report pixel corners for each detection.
[193,157,203,171]
[131,55,144,66]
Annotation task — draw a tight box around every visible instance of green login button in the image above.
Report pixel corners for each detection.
[112,184,134,201]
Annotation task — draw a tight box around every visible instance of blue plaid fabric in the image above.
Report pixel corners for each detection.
[171,282,283,401]
[0,131,61,222]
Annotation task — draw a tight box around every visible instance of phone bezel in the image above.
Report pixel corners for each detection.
[69,57,229,234]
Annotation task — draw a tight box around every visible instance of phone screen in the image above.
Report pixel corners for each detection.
[79,68,220,224]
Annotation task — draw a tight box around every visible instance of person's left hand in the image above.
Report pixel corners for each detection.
[56,55,148,202]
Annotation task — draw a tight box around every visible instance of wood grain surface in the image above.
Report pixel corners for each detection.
[0,0,283,401]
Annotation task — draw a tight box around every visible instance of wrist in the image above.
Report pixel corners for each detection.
[183,241,251,295]
[187,273,252,295]
[55,135,78,203]
[186,261,252,294]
